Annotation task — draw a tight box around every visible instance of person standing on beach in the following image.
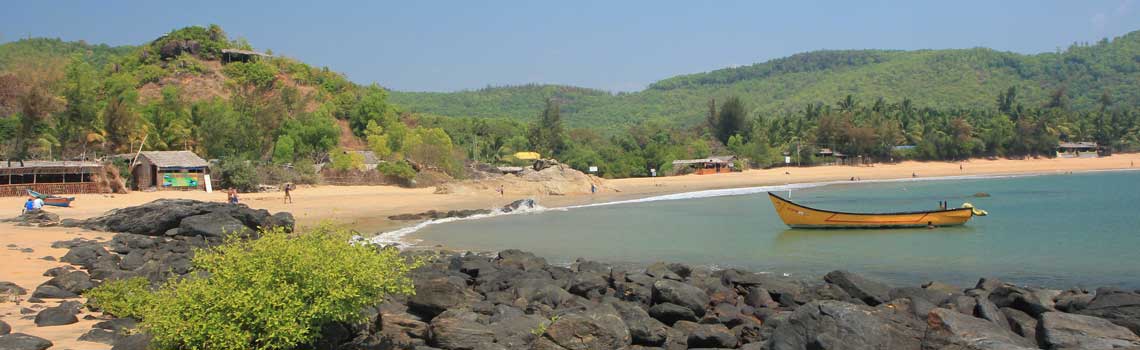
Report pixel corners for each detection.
[283,183,293,204]
[591,183,597,194]
[498,185,505,197]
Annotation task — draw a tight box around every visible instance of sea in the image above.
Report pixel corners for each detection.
[375,170,1140,289]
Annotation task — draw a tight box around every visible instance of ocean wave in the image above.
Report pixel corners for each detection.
[369,171,1049,246]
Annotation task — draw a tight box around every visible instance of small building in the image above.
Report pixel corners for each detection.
[1057,142,1100,158]
[816,148,849,165]
[133,151,210,191]
[672,155,736,175]
[221,49,272,64]
[0,160,104,197]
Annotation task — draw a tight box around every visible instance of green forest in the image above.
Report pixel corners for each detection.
[2,25,1139,183]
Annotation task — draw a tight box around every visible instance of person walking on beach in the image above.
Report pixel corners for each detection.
[283,183,293,204]
[497,185,504,197]
[591,183,597,194]
[912,172,917,178]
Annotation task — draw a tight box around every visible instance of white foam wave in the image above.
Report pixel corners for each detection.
[370,171,1051,246]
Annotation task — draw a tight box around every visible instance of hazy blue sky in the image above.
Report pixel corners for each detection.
[3,1,1138,92]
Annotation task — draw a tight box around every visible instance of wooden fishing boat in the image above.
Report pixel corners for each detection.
[26,189,75,208]
[767,192,983,229]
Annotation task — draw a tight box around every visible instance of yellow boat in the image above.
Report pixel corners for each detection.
[767,192,982,229]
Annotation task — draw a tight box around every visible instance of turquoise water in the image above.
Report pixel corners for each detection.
[407,171,1140,289]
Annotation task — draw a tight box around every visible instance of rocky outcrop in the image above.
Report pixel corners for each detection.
[80,199,293,236]
[1076,288,1140,335]
[0,333,53,350]
[1038,311,1140,349]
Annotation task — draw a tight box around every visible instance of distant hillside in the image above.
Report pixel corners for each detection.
[391,30,1140,129]
[0,38,135,70]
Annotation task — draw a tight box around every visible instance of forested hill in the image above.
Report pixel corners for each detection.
[0,38,136,71]
[390,30,1140,128]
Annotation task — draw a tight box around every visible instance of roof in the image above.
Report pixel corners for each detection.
[1058,142,1098,149]
[0,160,101,169]
[221,49,272,57]
[672,155,736,165]
[138,151,209,168]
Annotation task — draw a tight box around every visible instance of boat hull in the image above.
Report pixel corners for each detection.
[768,192,973,229]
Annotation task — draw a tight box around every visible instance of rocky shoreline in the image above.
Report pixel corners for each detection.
[3,200,1140,350]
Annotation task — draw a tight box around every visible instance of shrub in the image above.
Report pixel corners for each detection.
[219,159,260,192]
[135,65,167,85]
[117,225,419,350]
[223,61,278,89]
[294,158,320,184]
[377,160,416,185]
[85,277,154,319]
[329,148,365,171]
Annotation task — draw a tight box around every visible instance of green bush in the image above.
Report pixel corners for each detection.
[85,277,154,319]
[223,61,278,89]
[219,159,260,192]
[135,65,167,85]
[100,225,420,350]
[377,160,416,185]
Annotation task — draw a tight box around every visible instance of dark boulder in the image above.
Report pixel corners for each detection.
[926,308,1036,349]
[408,277,482,319]
[60,244,111,269]
[0,333,53,350]
[1054,289,1094,312]
[651,280,707,317]
[501,198,537,213]
[43,270,95,295]
[78,328,121,345]
[823,270,891,306]
[0,282,26,296]
[1038,311,1140,349]
[743,287,778,309]
[609,299,669,346]
[110,332,153,350]
[41,266,74,277]
[973,295,1011,331]
[94,317,140,334]
[0,320,8,335]
[31,284,77,299]
[541,309,631,350]
[678,321,737,348]
[34,305,78,327]
[567,273,609,298]
[1000,307,1038,342]
[81,199,291,236]
[429,310,496,350]
[178,211,249,238]
[645,262,682,281]
[1077,289,1140,335]
[494,249,546,271]
[765,300,925,350]
[889,286,955,306]
[648,302,697,326]
[987,284,1056,317]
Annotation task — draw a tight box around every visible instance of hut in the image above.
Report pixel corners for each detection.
[1057,142,1100,158]
[0,160,104,197]
[132,151,210,191]
[221,49,272,64]
[672,155,736,175]
[816,148,849,165]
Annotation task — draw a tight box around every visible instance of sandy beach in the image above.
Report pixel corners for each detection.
[2,153,1139,348]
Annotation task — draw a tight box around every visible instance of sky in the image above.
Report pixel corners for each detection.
[3,0,1138,92]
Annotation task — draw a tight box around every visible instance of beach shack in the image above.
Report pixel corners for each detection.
[1057,142,1100,158]
[815,148,849,165]
[132,151,210,191]
[672,155,736,175]
[0,160,103,197]
[220,49,272,64]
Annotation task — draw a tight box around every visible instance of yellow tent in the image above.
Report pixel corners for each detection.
[513,151,541,160]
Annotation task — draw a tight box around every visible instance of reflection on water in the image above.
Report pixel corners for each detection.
[773,226,976,245]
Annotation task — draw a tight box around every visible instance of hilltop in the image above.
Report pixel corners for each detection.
[391,30,1140,128]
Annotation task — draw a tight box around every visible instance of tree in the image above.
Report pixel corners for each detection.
[364,120,392,160]
[406,127,461,176]
[271,135,296,164]
[529,98,565,157]
[349,86,397,136]
[58,55,99,158]
[102,73,142,154]
[715,96,747,144]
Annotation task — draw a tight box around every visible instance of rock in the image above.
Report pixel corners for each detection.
[889,286,955,306]
[975,277,1003,292]
[51,238,100,249]
[645,262,682,281]
[568,273,609,298]
[34,305,78,327]
[43,270,95,295]
[38,256,54,261]
[501,199,538,213]
[0,320,8,335]
[81,199,292,236]
[78,328,121,345]
[41,266,74,277]
[651,280,708,317]
[609,299,669,346]
[429,310,496,350]
[765,300,923,350]
[648,303,698,326]
[1038,311,1140,349]
[0,333,53,350]
[267,212,295,231]
[823,270,891,306]
[974,296,1010,331]
[945,295,979,316]
[6,210,59,225]
[495,249,546,271]
[31,284,77,299]
[541,311,631,350]
[110,332,153,350]
[0,282,26,296]
[94,318,140,334]
[60,244,111,269]
[1054,289,1094,312]
[178,212,249,238]
[1000,307,1038,341]
[408,277,482,319]
[680,322,737,348]
[1077,290,1140,335]
[988,284,1056,317]
[378,311,429,347]
[926,308,1036,349]
[743,287,778,309]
